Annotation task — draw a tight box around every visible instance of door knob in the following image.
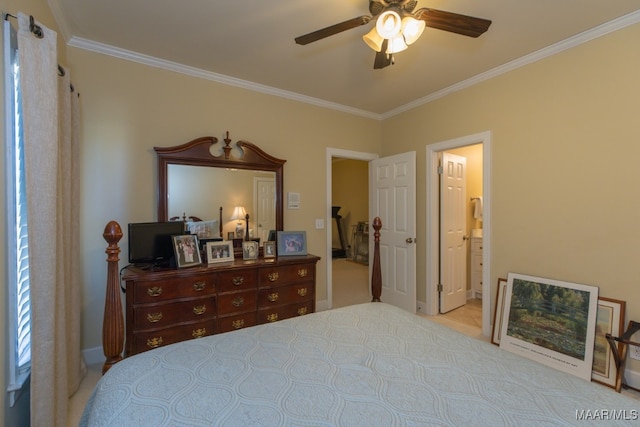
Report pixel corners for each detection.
[463,235,470,241]
[406,238,415,244]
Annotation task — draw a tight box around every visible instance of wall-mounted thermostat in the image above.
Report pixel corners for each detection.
[287,192,300,209]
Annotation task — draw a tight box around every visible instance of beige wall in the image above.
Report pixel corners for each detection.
[66,47,382,351]
[382,23,640,372]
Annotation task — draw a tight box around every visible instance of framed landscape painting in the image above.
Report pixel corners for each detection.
[499,273,599,381]
[591,297,625,388]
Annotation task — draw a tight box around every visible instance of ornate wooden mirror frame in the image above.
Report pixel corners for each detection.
[155,132,286,233]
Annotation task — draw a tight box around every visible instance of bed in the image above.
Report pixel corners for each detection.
[83,219,639,426]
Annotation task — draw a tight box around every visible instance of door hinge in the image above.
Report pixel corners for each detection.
[437,283,443,292]
[437,165,443,174]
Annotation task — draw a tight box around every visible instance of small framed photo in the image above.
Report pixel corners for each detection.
[172,235,202,268]
[592,297,626,388]
[242,241,259,260]
[227,231,235,240]
[277,231,307,256]
[205,241,234,264]
[263,241,276,258]
[491,277,508,345]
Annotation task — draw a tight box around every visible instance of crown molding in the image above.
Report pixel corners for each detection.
[381,9,640,119]
[66,37,382,121]
[65,9,640,121]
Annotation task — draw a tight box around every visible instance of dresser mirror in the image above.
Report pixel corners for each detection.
[156,134,285,243]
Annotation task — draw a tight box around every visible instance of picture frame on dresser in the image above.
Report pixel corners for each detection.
[242,241,258,260]
[277,231,307,256]
[263,241,276,258]
[172,234,202,268]
[591,297,626,388]
[205,241,234,264]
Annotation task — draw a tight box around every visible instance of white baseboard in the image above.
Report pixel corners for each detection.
[625,367,640,391]
[316,299,329,312]
[83,346,104,367]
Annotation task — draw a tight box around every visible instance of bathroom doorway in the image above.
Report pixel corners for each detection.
[426,132,492,337]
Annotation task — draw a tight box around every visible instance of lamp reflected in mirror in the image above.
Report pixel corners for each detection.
[230,206,246,238]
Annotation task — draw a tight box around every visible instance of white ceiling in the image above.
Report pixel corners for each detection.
[49,0,640,117]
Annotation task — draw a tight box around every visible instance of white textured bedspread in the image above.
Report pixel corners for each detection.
[80,303,638,426]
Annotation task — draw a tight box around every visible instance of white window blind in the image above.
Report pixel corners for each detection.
[4,17,32,407]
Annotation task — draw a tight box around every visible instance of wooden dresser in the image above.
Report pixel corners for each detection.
[123,254,320,356]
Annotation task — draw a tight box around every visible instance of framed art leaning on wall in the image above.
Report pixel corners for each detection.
[499,272,599,381]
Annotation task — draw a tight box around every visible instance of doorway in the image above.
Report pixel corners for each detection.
[426,131,492,337]
[325,148,378,310]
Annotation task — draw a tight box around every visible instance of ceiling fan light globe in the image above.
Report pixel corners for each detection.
[362,27,384,52]
[376,10,402,39]
[401,16,425,45]
[387,35,408,54]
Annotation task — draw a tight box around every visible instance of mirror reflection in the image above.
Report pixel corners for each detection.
[168,164,277,242]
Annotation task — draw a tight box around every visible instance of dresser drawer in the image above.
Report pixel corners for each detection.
[217,290,257,315]
[216,269,258,293]
[129,318,216,355]
[259,263,316,287]
[258,300,314,324]
[132,296,216,330]
[471,253,483,271]
[217,312,258,333]
[258,283,313,307]
[132,275,215,304]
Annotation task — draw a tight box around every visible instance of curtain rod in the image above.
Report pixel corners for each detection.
[4,12,77,95]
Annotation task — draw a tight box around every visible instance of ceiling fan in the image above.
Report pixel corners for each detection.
[295,0,491,69]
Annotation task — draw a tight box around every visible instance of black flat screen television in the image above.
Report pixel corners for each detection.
[128,221,185,267]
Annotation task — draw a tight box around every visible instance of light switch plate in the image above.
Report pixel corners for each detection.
[315,219,324,229]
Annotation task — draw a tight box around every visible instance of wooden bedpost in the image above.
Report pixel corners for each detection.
[371,217,382,302]
[102,221,124,374]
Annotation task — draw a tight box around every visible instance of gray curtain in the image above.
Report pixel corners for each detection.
[17,12,85,427]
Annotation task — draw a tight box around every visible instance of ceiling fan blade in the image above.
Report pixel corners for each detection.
[295,16,372,45]
[414,8,491,38]
[373,40,392,69]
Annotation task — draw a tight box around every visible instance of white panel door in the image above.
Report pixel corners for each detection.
[370,152,416,313]
[254,177,275,242]
[439,152,467,313]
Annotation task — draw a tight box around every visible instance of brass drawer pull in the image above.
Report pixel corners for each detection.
[268,292,279,302]
[297,307,307,316]
[232,276,244,286]
[146,312,163,323]
[193,305,206,315]
[147,286,162,297]
[193,281,206,291]
[297,268,308,278]
[147,337,163,348]
[268,272,279,282]
[232,319,245,329]
[192,328,206,338]
[232,296,245,307]
[266,313,278,322]
[297,288,307,297]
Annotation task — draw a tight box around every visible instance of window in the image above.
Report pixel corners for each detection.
[4,17,32,407]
